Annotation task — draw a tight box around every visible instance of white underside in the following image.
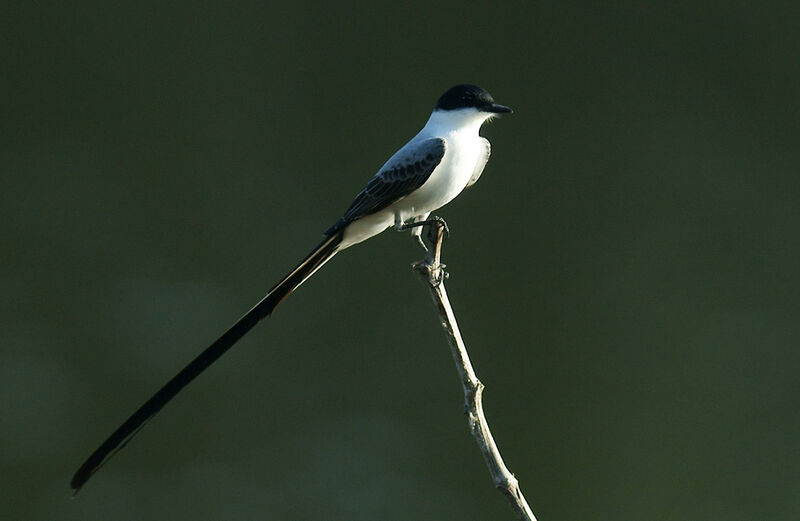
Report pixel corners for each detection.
[339,108,492,250]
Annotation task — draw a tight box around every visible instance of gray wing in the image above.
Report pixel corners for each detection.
[325,138,446,235]
[465,138,491,188]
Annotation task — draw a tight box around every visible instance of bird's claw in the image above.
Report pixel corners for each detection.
[425,216,449,242]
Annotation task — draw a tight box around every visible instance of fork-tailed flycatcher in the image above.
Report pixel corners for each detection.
[71,84,512,492]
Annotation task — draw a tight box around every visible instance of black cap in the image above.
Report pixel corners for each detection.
[435,84,512,114]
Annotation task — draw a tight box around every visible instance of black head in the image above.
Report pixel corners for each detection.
[435,84,512,114]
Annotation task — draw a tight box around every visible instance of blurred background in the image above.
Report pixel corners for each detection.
[3,2,799,520]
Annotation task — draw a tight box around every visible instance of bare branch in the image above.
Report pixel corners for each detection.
[413,222,538,521]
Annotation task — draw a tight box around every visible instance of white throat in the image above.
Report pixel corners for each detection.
[421,107,490,136]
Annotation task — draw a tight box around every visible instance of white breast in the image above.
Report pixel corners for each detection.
[391,108,490,222]
[394,132,482,220]
[339,107,491,249]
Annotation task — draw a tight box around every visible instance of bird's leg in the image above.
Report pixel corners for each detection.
[413,234,428,252]
[395,219,428,251]
[396,216,450,241]
[409,214,428,252]
[395,215,439,252]
[410,218,449,285]
[396,216,450,255]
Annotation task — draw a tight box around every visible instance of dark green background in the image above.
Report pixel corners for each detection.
[3,2,799,520]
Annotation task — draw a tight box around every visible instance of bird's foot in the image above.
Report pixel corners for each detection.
[424,216,449,242]
[397,216,449,241]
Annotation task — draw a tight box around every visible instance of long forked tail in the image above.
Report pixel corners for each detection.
[71,231,343,493]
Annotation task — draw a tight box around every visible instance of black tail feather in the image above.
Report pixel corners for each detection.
[71,232,343,492]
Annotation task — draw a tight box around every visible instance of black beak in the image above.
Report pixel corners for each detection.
[487,103,513,114]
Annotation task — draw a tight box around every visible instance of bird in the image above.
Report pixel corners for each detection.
[71,84,512,492]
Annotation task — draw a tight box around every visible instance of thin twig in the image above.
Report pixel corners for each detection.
[412,222,538,521]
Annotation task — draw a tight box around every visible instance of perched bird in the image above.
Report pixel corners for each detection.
[71,84,512,492]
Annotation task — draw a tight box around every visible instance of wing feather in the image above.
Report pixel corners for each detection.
[325,138,446,235]
[466,138,491,188]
